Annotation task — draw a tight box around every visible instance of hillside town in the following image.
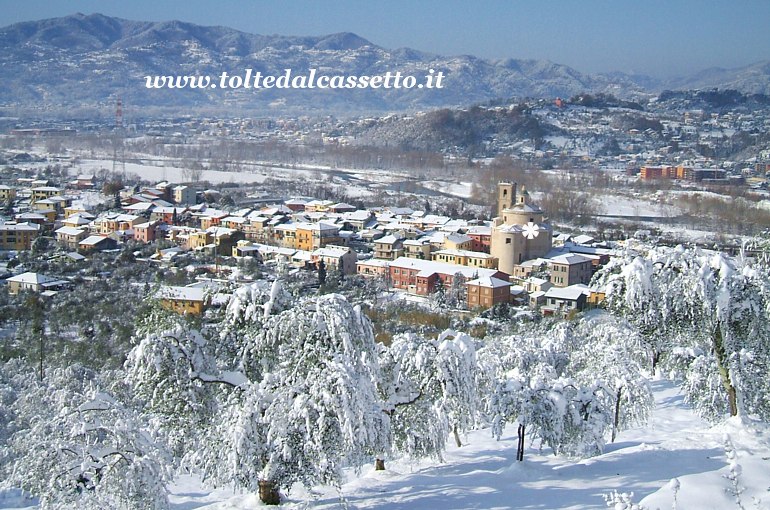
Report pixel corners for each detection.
[1,171,613,316]
[4,6,770,509]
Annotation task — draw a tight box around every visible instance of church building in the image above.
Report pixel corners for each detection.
[490,182,553,275]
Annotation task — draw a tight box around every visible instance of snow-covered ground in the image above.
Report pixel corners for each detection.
[151,380,770,509]
[4,381,729,510]
[421,180,474,199]
[596,194,681,218]
[77,159,279,185]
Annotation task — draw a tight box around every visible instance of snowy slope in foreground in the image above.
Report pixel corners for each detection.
[2,381,768,509]
[164,380,770,510]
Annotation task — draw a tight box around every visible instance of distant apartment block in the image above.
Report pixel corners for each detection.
[640,165,728,182]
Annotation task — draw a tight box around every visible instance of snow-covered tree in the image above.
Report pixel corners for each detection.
[484,315,651,458]
[378,328,480,461]
[597,244,770,422]
[189,294,388,504]
[378,332,447,460]
[225,279,292,327]
[1,364,171,509]
[691,253,770,420]
[435,329,478,446]
[124,323,235,458]
[446,272,468,309]
[429,278,447,309]
[568,313,653,442]
[217,279,293,362]
[594,245,701,370]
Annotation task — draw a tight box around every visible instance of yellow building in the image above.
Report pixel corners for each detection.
[97,214,142,235]
[30,186,61,203]
[295,222,342,251]
[0,185,16,202]
[373,234,404,260]
[188,230,214,250]
[303,199,334,212]
[403,239,431,260]
[158,286,208,315]
[443,233,473,251]
[587,289,606,306]
[55,226,88,250]
[0,222,40,250]
[6,272,67,295]
[64,205,92,219]
[243,216,275,242]
[37,209,57,223]
[273,224,297,249]
[199,211,229,230]
[431,249,498,269]
[221,216,247,230]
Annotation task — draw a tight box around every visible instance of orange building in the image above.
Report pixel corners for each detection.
[295,222,342,251]
[640,165,692,180]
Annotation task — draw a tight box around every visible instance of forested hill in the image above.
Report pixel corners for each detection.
[2,13,769,115]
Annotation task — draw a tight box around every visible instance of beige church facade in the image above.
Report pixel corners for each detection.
[490,182,553,275]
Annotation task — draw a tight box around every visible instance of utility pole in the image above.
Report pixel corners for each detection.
[39,330,44,382]
[213,226,220,275]
[112,96,126,180]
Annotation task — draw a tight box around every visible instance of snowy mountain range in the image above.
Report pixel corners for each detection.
[1,13,769,116]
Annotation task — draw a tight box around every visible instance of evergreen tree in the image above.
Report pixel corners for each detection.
[317,259,327,286]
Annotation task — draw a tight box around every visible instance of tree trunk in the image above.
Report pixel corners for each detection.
[612,386,622,443]
[453,423,463,448]
[516,423,525,462]
[374,458,386,471]
[652,351,661,372]
[713,324,739,417]
[258,480,280,505]
[726,384,738,417]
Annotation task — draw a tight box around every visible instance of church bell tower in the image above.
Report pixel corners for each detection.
[496,182,516,217]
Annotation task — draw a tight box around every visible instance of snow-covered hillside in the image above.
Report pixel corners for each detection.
[153,380,769,509]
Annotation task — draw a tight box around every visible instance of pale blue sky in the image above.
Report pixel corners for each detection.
[1,1,768,78]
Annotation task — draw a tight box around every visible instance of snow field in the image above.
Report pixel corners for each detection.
[159,380,770,509]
